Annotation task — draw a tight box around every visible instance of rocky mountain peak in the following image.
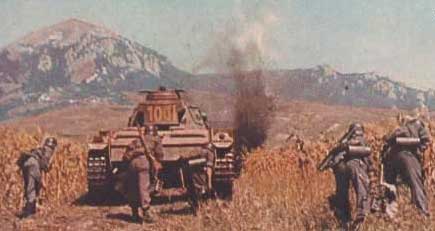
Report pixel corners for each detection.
[0,19,189,120]
[14,18,117,48]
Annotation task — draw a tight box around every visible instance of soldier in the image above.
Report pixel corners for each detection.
[201,112,210,129]
[191,143,215,195]
[142,125,164,162]
[122,125,163,223]
[16,137,58,219]
[202,143,215,193]
[382,112,431,218]
[182,143,215,214]
[329,123,372,230]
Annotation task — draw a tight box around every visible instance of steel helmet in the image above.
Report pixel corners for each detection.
[44,137,58,149]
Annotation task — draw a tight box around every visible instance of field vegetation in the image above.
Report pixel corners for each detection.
[2,117,435,230]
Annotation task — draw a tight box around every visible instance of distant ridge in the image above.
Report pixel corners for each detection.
[0,18,192,120]
[193,65,435,110]
[0,18,433,121]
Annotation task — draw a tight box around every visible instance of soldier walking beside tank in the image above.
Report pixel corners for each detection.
[182,143,216,214]
[122,125,163,224]
[16,137,58,219]
[200,143,215,194]
[318,123,373,230]
[381,112,431,218]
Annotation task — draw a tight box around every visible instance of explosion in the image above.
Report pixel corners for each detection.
[194,7,278,150]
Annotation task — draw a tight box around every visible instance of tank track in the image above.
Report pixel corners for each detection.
[214,152,236,182]
[87,154,110,193]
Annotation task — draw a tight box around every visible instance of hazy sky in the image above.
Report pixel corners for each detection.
[1,0,435,89]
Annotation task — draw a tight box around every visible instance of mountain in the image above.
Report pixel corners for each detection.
[194,65,435,110]
[0,18,433,120]
[0,19,191,120]
[267,65,435,109]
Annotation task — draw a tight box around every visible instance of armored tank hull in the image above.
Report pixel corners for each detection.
[87,88,238,201]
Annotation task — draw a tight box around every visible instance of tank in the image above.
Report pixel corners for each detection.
[87,87,238,200]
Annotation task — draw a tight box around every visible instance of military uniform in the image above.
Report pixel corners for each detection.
[124,150,152,220]
[191,145,215,193]
[122,135,163,223]
[143,134,164,161]
[383,118,431,217]
[17,138,57,218]
[201,145,215,171]
[331,124,371,228]
[182,144,215,215]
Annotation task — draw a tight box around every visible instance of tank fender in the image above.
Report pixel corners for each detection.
[88,143,108,150]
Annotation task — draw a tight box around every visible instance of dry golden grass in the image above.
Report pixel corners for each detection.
[0,127,87,212]
[1,119,435,230]
[174,119,435,230]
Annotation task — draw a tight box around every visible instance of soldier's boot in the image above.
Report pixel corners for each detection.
[385,201,398,221]
[131,207,142,224]
[19,202,36,219]
[207,188,217,199]
[384,184,399,221]
[349,216,365,231]
[420,209,430,218]
[339,222,350,231]
[142,206,154,224]
[370,197,382,213]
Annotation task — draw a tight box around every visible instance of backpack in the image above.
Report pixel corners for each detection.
[16,151,33,168]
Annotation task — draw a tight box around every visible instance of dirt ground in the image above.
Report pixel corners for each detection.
[1,199,228,231]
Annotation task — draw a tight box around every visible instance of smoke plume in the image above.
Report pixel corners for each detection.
[195,7,278,150]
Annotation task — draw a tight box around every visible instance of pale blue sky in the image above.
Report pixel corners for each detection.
[1,0,435,89]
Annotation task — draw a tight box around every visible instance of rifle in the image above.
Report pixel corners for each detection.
[317,145,346,172]
[137,128,159,164]
[136,127,163,191]
[318,125,369,172]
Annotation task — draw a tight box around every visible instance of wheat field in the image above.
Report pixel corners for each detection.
[0,127,87,212]
[1,119,435,230]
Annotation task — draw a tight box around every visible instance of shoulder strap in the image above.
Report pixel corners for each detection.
[405,123,418,138]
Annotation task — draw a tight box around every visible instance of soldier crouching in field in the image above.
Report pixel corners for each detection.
[318,123,373,230]
[16,137,58,219]
[381,112,431,218]
[119,125,163,224]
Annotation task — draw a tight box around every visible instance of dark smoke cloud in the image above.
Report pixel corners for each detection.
[194,9,278,150]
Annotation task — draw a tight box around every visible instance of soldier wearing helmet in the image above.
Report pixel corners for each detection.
[16,137,58,219]
[329,123,372,230]
[200,112,209,128]
[382,111,431,218]
[119,125,164,223]
[121,138,154,223]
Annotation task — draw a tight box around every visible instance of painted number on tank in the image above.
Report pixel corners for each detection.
[146,105,177,122]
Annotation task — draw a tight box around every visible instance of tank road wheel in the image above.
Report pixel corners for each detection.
[87,153,111,203]
[214,181,234,200]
